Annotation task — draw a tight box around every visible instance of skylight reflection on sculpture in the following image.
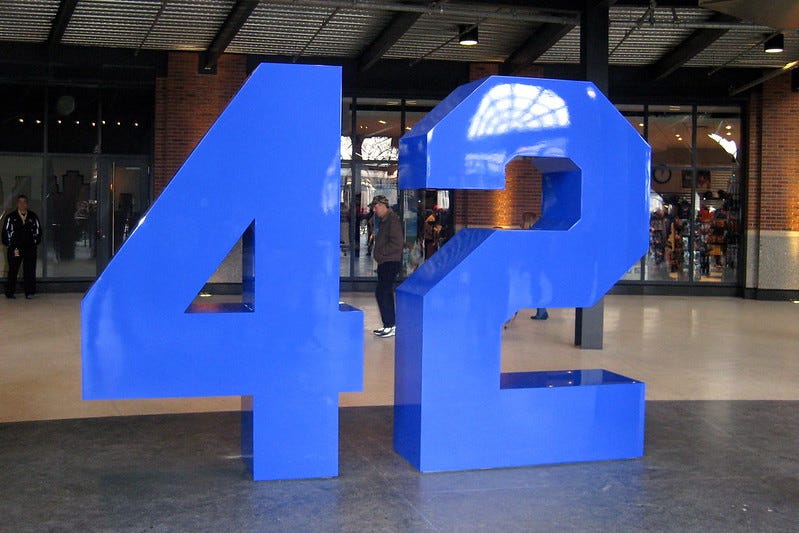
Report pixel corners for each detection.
[467,84,570,140]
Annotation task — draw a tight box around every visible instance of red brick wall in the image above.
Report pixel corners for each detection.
[747,91,761,231]
[454,63,544,228]
[154,52,247,196]
[454,160,543,228]
[747,72,799,232]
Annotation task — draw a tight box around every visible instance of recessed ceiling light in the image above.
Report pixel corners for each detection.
[725,124,732,130]
[18,118,23,123]
[378,120,387,125]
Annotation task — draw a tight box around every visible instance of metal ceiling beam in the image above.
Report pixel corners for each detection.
[200,0,259,74]
[258,0,580,25]
[503,23,576,74]
[48,0,79,51]
[730,59,799,96]
[649,13,739,81]
[451,0,698,10]
[357,11,421,72]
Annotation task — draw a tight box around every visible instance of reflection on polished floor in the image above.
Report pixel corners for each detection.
[2,292,798,532]
[1,293,799,422]
[2,402,797,532]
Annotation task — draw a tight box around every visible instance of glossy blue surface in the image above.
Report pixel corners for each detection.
[82,64,364,481]
[394,76,649,472]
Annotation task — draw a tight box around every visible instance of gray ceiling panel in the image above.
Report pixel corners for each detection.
[143,0,234,50]
[0,1,792,70]
[384,16,536,63]
[0,0,60,43]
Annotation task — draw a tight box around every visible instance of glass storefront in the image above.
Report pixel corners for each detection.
[619,104,743,286]
[0,83,152,281]
[339,97,451,280]
[2,79,743,291]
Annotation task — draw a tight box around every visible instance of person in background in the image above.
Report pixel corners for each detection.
[371,195,404,338]
[2,194,41,299]
[423,209,436,259]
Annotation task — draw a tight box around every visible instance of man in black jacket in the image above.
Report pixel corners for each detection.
[371,195,404,338]
[3,195,42,299]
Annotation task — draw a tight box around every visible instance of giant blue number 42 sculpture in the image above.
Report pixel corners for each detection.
[82,64,363,481]
[394,77,650,471]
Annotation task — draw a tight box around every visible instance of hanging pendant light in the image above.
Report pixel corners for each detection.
[764,33,784,54]
[458,25,479,46]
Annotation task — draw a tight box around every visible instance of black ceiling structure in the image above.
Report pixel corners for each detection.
[0,0,794,100]
[199,0,259,74]
[46,0,79,52]
[356,11,422,73]
[649,12,739,81]
[502,22,577,75]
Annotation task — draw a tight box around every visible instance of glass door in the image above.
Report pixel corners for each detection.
[95,156,150,273]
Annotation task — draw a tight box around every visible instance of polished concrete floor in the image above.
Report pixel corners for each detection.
[1,293,798,422]
[1,403,797,532]
[1,293,798,531]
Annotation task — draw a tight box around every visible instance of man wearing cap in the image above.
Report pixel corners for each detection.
[370,195,403,338]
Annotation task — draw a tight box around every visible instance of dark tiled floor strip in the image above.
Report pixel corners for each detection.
[0,402,797,532]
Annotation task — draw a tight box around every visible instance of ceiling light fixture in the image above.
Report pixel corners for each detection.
[458,25,478,46]
[764,33,784,54]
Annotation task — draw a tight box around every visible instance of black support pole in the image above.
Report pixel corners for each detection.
[576,0,612,349]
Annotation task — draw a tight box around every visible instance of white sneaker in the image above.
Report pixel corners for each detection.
[373,327,387,335]
[376,326,396,338]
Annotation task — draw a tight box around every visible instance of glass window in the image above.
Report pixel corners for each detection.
[696,106,740,167]
[648,106,692,167]
[340,163,353,278]
[617,105,645,280]
[356,98,401,161]
[351,161,397,278]
[48,87,99,154]
[100,87,153,155]
[341,97,353,160]
[45,155,97,278]
[0,155,44,278]
[617,104,645,141]
[0,85,45,153]
[694,167,741,284]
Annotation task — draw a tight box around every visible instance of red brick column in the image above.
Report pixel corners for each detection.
[749,72,799,232]
[745,71,799,293]
[153,52,247,196]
